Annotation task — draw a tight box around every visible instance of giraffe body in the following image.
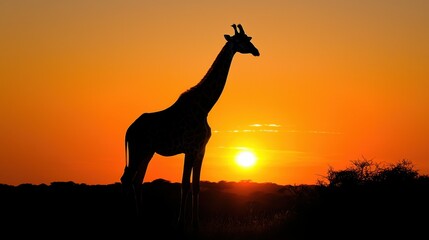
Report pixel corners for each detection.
[120,24,259,231]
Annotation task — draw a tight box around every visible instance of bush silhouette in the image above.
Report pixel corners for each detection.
[285,158,429,239]
[324,158,424,187]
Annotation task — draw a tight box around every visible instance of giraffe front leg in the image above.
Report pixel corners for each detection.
[191,149,205,231]
[177,154,193,232]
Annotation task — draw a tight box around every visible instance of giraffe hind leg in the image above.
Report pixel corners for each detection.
[121,166,135,188]
[124,148,154,218]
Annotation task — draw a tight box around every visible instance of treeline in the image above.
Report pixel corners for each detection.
[0,159,427,239]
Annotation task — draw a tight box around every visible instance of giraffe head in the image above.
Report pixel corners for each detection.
[224,24,260,56]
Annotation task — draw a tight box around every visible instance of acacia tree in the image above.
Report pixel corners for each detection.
[321,158,423,187]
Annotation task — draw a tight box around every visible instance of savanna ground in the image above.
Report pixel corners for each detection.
[1,159,428,239]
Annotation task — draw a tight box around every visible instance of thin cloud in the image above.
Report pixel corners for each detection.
[213,123,342,135]
[214,123,281,133]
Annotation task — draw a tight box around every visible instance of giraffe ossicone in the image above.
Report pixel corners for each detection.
[120,23,259,231]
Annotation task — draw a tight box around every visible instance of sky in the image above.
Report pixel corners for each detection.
[1,0,428,186]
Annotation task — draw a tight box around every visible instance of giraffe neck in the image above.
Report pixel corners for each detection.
[184,42,236,115]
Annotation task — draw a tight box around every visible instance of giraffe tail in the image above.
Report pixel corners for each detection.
[121,136,130,185]
[125,137,129,167]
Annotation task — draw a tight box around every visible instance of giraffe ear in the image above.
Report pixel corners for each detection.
[224,34,232,41]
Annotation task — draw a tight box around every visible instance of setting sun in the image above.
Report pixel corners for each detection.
[235,150,257,168]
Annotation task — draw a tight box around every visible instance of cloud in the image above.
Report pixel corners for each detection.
[213,123,281,133]
[213,123,342,135]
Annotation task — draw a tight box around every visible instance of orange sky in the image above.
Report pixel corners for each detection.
[1,1,428,186]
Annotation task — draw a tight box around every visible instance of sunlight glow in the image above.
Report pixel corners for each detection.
[235,151,257,168]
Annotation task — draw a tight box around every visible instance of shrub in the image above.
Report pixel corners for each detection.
[322,158,422,187]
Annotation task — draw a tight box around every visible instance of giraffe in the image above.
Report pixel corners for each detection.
[120,24,260,231]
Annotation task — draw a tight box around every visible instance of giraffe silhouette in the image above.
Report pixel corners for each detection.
[120,24,260,231]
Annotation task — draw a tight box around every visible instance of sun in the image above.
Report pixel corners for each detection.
[235,150,257,168]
